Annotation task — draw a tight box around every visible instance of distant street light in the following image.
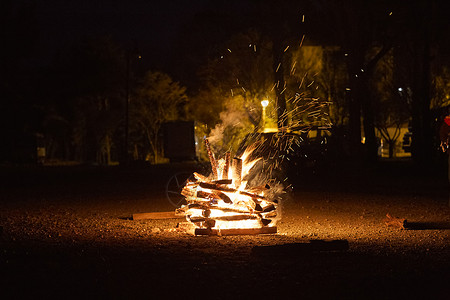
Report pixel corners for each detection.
[261,99,269,132]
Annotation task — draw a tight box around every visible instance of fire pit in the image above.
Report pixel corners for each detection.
[176,138,281,236]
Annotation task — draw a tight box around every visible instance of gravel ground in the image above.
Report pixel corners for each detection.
[0,162,449,299]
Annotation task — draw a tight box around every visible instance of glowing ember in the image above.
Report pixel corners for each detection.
[176,138,280,235]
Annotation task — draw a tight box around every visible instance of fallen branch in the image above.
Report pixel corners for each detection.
[384,213,407,229]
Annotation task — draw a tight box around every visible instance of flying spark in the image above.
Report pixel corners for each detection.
[276,63,281,73]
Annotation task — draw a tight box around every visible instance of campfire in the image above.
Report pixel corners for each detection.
[176,138,280,236]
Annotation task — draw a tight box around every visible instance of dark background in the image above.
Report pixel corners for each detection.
[2,0,450,166]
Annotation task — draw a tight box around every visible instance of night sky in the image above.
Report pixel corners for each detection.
[33,0,213,72]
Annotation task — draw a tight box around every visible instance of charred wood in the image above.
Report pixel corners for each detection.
[222,151,231,179]
[193,172,209,182]
[189,214,258,222]
[213,191,233,204]
[199,182,236,192]
[212,179,233,185]
[204,138,218,180]
[233,158,242,188]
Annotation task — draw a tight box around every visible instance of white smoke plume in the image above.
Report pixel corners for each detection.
[207,101,251,153]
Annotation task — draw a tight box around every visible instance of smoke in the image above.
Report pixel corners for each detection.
[207,101,251,152]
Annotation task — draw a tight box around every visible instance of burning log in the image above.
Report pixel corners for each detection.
[233,157,242,188]
[175,139,279,235]
[204,138,218,180]
[213,191,232,204]
[196,190,220,200]
[193,172,209,182]
[196,182,273,204]
[176,222,278,236]
[199,182,236,193]
[195,226,277,236]
[222,151,231,179]
[212,179,233,185]
[181,186,196,198]
[185,204,255,214]
[190,214,258,222]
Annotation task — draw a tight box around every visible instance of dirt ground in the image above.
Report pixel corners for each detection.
[0,161,449,299]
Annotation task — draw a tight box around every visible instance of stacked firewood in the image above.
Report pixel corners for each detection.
[177,138,278,232]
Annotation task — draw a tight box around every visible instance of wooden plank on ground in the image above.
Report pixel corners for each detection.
[384,213,407,229]
[132,211,185,220]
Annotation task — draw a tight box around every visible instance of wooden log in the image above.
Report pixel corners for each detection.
[188,214,258,222]
[222,151,231,179]
[262,204,276,212]
[384,213,407,229]
[181,186,196,198]
[176,221,196,235]
[212,179,233,185]
[204,138,218,180]
[132,211,185,220]
[196,190,221,200]
[260,210,277,218]
[199,182,236,192]
[193,172,209,182]
[198,181,276,205]
[184,197,212,205]
[188,204,252,214]
[194,226,277,236]
[238,191,278,206]
[233,157,242,188]
[213,191,233,204]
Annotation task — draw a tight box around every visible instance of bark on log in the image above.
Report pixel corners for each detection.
[197,182,272,204]
[213,191,233,204]
[199,182,236,192]
[181,187,196,198]
[222,151,231,179]
[212,179,233,185]
[189,214,257,222]
[233,157,242,188]
[204,138,218,180]
[184,197,211,205]
[191,205,253,214]
[193,172,209,182]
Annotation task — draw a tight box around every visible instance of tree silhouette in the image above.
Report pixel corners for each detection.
[131,71,188,163]
[308,0,394,162]
[45,36,126,163]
